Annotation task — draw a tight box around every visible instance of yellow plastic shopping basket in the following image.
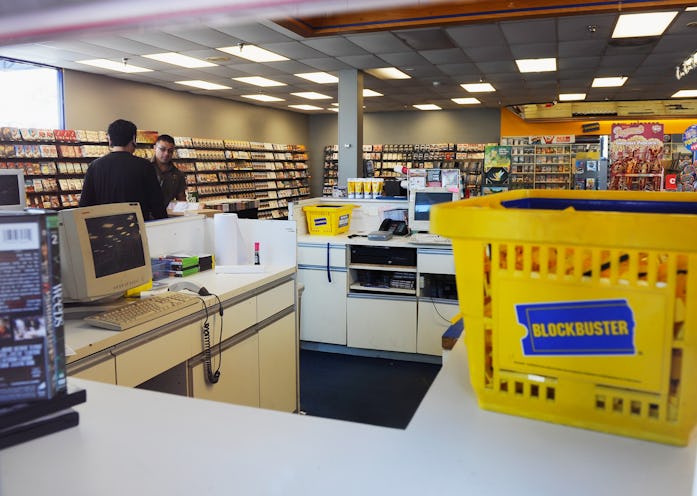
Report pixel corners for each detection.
[431,189,697,445]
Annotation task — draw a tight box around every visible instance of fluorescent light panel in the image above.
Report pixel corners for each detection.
[516,58,557,73]
[592,77,627,88]
[76,59,151,73]
[672,89,697,97]
[452,97,481,105]
[241,94,285,102]
[612,11,678,38]
[295,72,338,84]
[217,45,288,62]
[175,80,230,90]
[291,92,331,100]
[365,67,411,79]
[363,89,383,97]
[328,108,339,112]
[413,104,441,110]
[289,104,323,110]
[143,52,216,68]
[687,6,697,10]
[559,93,586,101]
[461,83,495,92]
[233,76,285,87]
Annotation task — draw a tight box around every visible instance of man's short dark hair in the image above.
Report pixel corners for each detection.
[107,119,137,147]
[155,134,175,145]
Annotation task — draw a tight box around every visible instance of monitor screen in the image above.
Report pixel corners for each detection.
[59,203,152,303]
[0,169,26,211]
[408,187,459,232]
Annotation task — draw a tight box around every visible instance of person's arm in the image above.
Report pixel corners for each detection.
[144,163,168,219]
[78,163,95,206]
[175,170,187,201]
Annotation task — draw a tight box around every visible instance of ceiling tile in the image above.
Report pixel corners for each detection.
[437,63,480,77]
[500,18,557,44]
[393,28,456,50]
[462,45,511,63]
[508,43,557,59]
[558,40,607,58]
[156,26,238,47]
[214,23,296,44]
[120,32,207,51]
[377,51,429,67]
[345,32,410,53]
[301,37,368,57]
[419,48,467,65]
[263,41,327,59]
[337,54,386,69]
[446,24,505,48]
[298,57,354,71]
[557,14,616,41]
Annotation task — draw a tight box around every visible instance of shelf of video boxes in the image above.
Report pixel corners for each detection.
[502,136,573,190]
[243,141,310,219]
[172,136,229,205]
[323,145,339,196]
[173,137,310,219]
[0,127,106,208]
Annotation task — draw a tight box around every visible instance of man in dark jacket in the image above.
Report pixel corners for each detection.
[79,119,167,220]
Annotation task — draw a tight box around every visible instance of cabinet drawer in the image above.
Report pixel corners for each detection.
[418,250,455,275]
[298,243,346,268]
[221,298,256,341]
[114,321,200,387]
[257,280,294,321]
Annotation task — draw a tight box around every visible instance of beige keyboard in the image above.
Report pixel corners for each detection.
[84,292,202,331]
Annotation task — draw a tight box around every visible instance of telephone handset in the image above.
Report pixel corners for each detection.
[378,219,408,236]
[169,282,222,384]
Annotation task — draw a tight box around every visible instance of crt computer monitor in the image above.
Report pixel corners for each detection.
[408,187,460,233]
[58,202,152,303]
[0,169,26,211]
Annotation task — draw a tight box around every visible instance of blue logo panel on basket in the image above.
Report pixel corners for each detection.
[516,299,636,356]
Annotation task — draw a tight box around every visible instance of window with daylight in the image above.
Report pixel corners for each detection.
[0,58,63,129]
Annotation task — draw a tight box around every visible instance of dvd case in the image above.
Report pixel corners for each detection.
[0,209,66,405]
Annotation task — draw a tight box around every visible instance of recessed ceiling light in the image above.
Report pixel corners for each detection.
[363,89,383,97]
[413,104,441,110]
[291,92,332,100]
[461,83,495,92]
[516,58,557,73]
[289,104,323,111]
[76,59,152,73]
[295,72,338,84]
[672,89,697,97]
[365,67,411,79]
[233,76,286,87]
[592,76,627,87]
[559,93,587,101]
[331,102,339,106]
[143,53,216,68]
[612,11,678,38]
[687,6,697,10]
[241,94,285,102]
[451,97,481,105]
[217,45,288,62]
[175,80,231,90]
[327,107,339,112]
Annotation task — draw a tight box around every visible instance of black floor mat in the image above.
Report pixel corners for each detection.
[299,349,441,429]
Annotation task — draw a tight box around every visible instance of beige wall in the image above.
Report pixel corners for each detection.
[63,70,309,144]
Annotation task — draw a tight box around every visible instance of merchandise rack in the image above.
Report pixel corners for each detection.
[322,142,486,196]
[0,126,310,218]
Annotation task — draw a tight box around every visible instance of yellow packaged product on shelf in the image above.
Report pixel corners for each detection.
[431,189,697,445]
[303,204,357,235]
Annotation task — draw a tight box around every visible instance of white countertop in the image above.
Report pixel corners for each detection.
[2,339,695,495]
[64,266,296,363]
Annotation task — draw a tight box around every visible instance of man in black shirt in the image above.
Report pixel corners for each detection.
[151,134,186,205]
[79,119,167,220]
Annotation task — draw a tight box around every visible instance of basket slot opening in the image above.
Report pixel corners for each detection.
[612,397,624,413]
[668,348,682,422]
[484,328,493,387]
[648,403,660,419]
[514,381,524,395]
[499,379,508,392]
[546,387,555,401]
[630,400,642,416]
[530,383,540,398]
[595,395,606,410]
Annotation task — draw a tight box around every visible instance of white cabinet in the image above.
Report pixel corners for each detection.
[259,313,297,412]
[189,333,260,407]
[298,243,347,344]
[297,268,347,344]
[417,300,459,355]
[347,295,417,353]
